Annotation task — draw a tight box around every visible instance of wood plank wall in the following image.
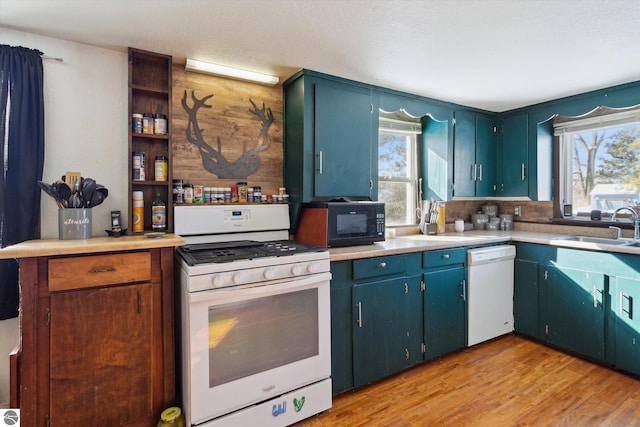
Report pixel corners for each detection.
[171,65,284,195]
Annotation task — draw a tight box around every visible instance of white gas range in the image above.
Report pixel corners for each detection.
[174,204,332,427]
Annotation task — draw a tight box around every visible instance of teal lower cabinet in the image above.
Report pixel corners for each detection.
[423,266,466,359]
[541,265,606,361]
[611,276,640,376]
[422,247,467,360]
[329,260,355,394]
[352,274,423,388]
[513,258,539,338]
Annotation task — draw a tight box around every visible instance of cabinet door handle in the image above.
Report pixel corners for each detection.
[460,280,466,301]
[593,286,604,308]
[471,164,477,181]
[317,150,323,174]
[478,164,483,181]
[521,163,526,181]
[620,291,632,318]
[88,266,116,274]
[441,254,450,259]
[405,348,410,360]
[357,302,363,328]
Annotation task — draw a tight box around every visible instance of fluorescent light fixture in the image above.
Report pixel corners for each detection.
[185,58,279,86]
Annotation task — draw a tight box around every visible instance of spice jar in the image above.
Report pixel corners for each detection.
[132,113,143,134]
[172,179,184,204]
[155,156,168,181]
[142,113,154,134]
[154,113,167,135]
[237,181,248,203]
[183,184,194,204]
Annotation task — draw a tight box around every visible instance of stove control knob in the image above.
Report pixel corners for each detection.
[212,275,226,287]
[307,262,320,274]
[291,264,303,276]
[263,268,275,280]
[233,272,245,285]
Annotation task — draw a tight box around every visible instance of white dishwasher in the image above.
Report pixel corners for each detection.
[467,245,516,346]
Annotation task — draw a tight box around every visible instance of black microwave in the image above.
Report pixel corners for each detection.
[295,201,385,247]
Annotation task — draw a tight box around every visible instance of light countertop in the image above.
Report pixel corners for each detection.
[329,230,640,261]
[0,234,185,259]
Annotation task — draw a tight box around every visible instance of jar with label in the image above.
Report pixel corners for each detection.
[132,191,144,233]
[155,156,168,181]
[183,184,194,203]
[253,186,261,202]
[237,181,248,203]
[230,186,239,203]
[193,185,204,204]
[132,151,145,181]
[172,179,184,204]
[224,187,231,203]
[142,113,154,134]
[151,192,166,231]
[154,113,167,135]
[132,113,143,134]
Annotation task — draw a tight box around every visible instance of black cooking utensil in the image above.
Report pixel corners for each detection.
[81,178,96,207]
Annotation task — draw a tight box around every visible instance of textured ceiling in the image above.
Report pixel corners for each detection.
[2,0,640,112]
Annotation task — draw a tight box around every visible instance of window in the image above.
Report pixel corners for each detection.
[555,107,640,216]
[378,112,421,226]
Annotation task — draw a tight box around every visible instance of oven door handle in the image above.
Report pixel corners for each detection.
[187,271,332,303]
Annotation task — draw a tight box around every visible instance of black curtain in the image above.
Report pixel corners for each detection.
[0,45,45,320]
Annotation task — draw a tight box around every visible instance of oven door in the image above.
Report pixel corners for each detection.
[182,272,331,425]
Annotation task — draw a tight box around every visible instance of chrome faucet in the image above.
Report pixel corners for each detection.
[612,207,640,240]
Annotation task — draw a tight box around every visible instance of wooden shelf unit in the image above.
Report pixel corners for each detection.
[128,48,173,234]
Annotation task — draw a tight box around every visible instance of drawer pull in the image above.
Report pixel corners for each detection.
[378,262,387,268]
[88,266,117,274]
[442,254,450,259]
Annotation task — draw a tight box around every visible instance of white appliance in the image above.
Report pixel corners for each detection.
[175,204,332,427]
[467,245,516,346]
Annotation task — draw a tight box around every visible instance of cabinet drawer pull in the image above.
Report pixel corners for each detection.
[378,262,387,268]
[88,266,117,274]
[441,254,450,259]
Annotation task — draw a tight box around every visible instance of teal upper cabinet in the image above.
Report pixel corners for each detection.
[453,111,497,197]
[422,115,452,200]
[498,114,529,197]
[314,81,374,197]
[283,71,376,228]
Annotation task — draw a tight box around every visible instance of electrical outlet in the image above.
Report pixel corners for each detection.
[514,206,522,217]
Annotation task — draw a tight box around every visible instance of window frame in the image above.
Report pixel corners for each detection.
[377,115,422,227]
[553,105,640,220]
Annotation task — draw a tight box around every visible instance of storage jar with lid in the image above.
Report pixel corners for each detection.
[155,156,168,181]
[154,113,167,135]
[142,113,154,134]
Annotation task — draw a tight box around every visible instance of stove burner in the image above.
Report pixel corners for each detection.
[177,240,326,266]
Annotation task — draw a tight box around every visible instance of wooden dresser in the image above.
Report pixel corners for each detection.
[0,234,184,427]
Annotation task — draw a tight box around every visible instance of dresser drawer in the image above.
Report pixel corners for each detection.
[423,248,466,269]
[353,255,406,280]
[48,251,151,291]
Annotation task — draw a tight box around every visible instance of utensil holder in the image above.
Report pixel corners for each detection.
[59,208,92,240]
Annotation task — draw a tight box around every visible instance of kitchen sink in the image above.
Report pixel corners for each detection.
[552,235,638,246]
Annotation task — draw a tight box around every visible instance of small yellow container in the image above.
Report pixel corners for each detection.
[157,407,185,427]
[436,203,446,234]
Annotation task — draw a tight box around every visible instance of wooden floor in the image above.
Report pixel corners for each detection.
[296,335,640,426]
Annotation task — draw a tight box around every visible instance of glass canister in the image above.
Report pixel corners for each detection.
[142,113,154,134]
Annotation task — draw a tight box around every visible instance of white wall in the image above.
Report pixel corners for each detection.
[0,28,128,407]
